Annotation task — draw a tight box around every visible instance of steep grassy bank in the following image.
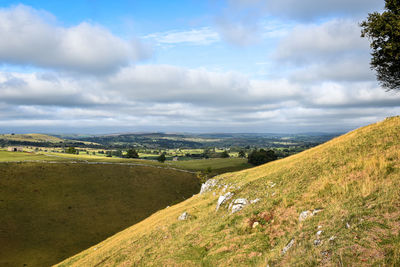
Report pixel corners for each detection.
[0,163,200,267]
[58,117,400,266]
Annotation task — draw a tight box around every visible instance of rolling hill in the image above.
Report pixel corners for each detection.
[0,133,64,143]
[0,133,100,147]
[58,116,400,266]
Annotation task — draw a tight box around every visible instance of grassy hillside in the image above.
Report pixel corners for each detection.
[58,116,400,266]
[0,162,200,267]
[0,133,64,143]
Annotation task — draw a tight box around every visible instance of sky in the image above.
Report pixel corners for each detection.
[0,0,398,134]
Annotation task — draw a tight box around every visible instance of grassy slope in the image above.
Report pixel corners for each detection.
[0,162,200,267]
[0,133,64,143]
[58,117,400,266]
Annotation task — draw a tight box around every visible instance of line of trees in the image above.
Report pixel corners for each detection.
[247,149,277,166]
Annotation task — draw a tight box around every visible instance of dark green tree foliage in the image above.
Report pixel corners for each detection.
[238,150,246,158]
[125,149,139,158]
[220,151,230,158]
[361,0,400,90]
[157,153,166,163]
[248,149,277,166]
[65,147,77,154]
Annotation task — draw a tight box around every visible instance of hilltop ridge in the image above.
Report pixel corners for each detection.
[58,117,400,266]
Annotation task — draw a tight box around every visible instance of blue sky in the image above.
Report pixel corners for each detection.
[0,0,398,134]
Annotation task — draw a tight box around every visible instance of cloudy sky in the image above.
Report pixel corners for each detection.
[0,0,398,134]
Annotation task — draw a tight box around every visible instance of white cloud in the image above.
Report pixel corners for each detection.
[0,5,150,73]
[143,27,220,46]
[215,19,260,46]
[264,0,383,20]
[227,0,383,21]
[275,19,369,64]
[290,57,375,83]
[271,19,375,85]
[1,64,399,133]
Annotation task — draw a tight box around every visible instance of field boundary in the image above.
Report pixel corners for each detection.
[0,160,197,174]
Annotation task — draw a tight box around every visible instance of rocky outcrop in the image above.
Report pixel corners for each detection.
[229,198,248,213]
[216,192,234,211]
[200,179,217,194]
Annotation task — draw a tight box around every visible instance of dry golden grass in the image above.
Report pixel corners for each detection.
[57,117,400,267]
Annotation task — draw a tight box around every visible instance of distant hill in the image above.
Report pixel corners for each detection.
[0,133,64,143]
[68,132,337,149]
[58,116,400,266]
[0,133,100,147]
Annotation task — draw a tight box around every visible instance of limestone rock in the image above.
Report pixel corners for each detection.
[299,210,312,222]
[299,209,323,222]
[216,192,234,211]
[200,179,217,194]
[281,238,295,255]
[230,198,248,214]
[250,198,260,204]
[178,212,189,220]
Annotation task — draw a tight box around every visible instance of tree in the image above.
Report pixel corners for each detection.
[247,149,277,166]
[65,147,77,154]
[112,150,123,157]
[157,153,166,163]
[238,150,246,158]
[125,149,139,158]
[220,150,230,158]
[361,0,400,90]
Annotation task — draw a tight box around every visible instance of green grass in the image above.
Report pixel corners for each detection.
[0,150,67,162]
[57,116,400,266]
[0,162,200,267]
[168,158,252,175]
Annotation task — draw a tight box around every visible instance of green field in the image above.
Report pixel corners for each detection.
[58,117,400,266]
[0,150,252,175]
[168,158,251,175]
[0,150,67,162]
[0,161,200,267]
